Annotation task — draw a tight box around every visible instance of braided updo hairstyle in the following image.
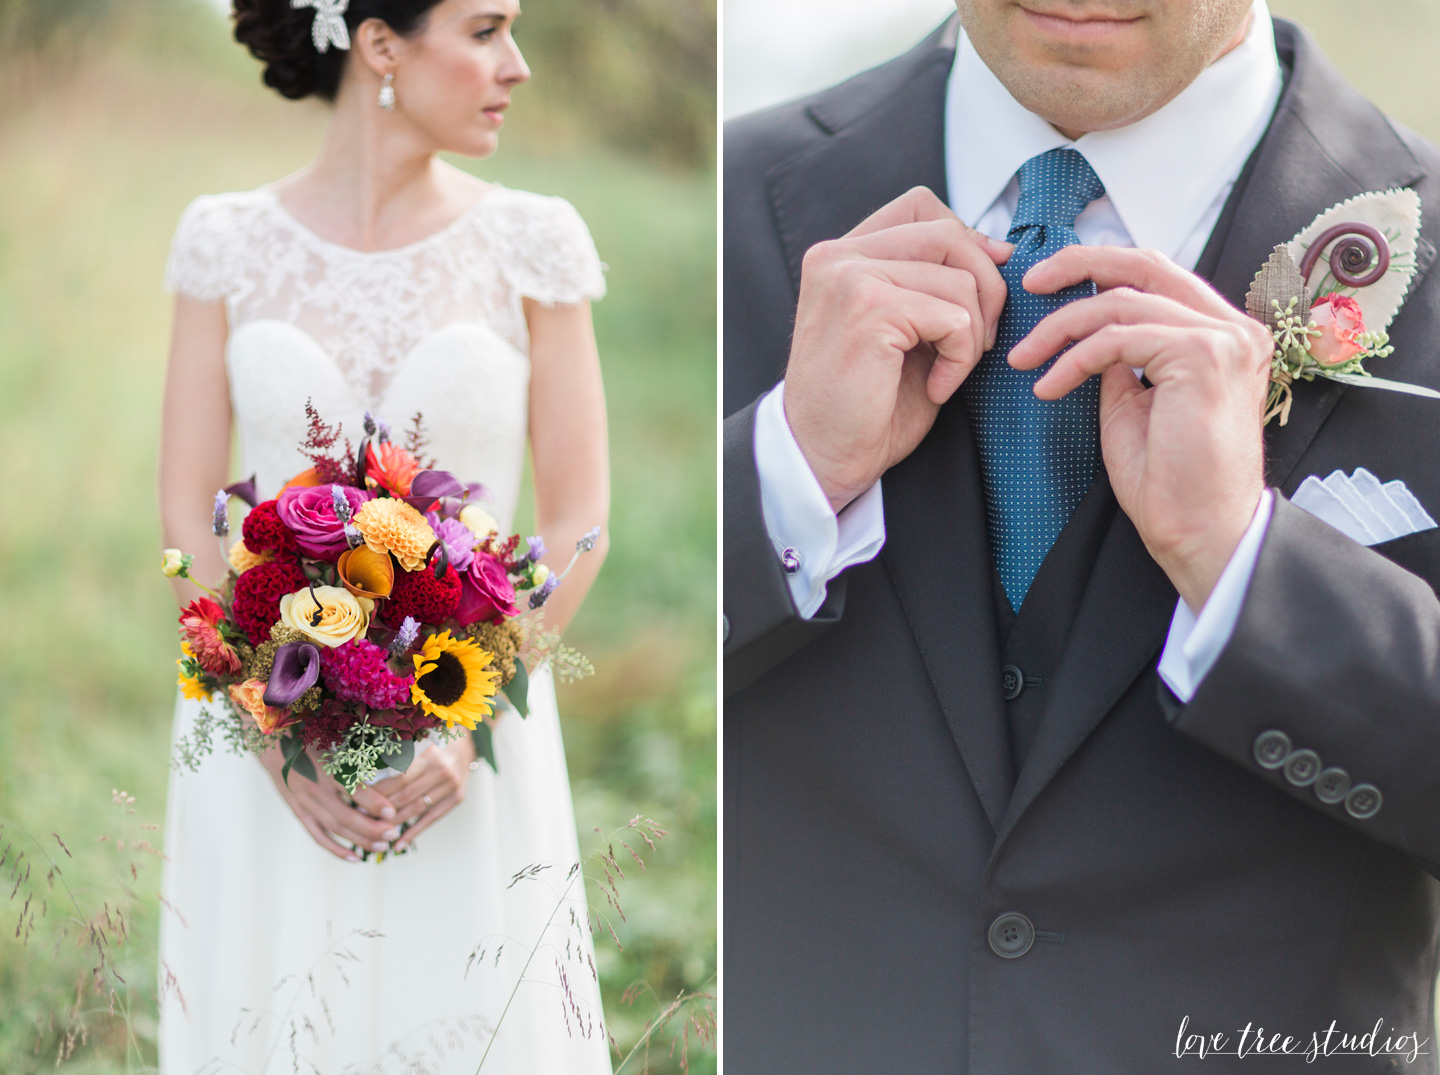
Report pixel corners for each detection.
[232,0,447,101]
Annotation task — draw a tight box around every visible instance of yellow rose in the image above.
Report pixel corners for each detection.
[278,586,374,648]
[532,563,551,587]
[459,504,499,538]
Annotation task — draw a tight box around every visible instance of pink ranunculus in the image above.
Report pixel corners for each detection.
[1307,294,1366,367]
[455,551,520,626]
[276,484,372,561]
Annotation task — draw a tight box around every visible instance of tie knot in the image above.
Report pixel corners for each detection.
[1010,147,1105,234]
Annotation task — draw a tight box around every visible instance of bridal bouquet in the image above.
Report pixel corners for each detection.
[163,404,595,796]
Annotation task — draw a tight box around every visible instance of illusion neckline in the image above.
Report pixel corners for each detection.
[256,183,505,258]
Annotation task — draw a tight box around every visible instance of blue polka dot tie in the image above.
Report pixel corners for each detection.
[961,147,1106,612]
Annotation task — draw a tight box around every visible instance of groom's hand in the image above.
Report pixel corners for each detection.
[1008,246,1273,610]
[784,186,1012,513]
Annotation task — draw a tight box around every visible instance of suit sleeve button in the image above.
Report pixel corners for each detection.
[1283,748,1322,787]
[1313,767,1351,804]
[1253,730,1292,769]
[988,913,1035,959]
[1345,784,1383,820]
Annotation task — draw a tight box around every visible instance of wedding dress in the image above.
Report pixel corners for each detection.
[158,184,613,1074]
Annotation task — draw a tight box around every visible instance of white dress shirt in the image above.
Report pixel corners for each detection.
[753,1,1283,701]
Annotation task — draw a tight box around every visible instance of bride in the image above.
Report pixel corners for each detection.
[157,0,612,1070]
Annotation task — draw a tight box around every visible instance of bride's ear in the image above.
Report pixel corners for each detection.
[353,18,401,79]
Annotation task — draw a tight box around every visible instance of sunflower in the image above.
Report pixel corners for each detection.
[176,641,215,702]
[410,630,499,730]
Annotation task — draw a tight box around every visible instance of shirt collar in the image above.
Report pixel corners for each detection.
[946,1,1282,259]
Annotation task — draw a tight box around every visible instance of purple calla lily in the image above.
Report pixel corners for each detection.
[402,469,465,512]
[263,641,321,708]
[225,475,259,508]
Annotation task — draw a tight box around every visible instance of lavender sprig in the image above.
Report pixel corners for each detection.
[331,485,353,522]
[212,491,230,538]
[528,575,559,610]
[389,617,420,659]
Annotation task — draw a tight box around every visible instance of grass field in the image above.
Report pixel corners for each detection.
[0,4,716,1072]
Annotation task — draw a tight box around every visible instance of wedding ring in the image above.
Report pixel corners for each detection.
[422,794,434,808]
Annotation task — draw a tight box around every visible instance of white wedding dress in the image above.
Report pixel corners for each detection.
[158,185,613,1075]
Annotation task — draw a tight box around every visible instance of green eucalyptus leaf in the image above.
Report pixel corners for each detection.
[504,659,529,718]
[280,734,304,788]
[471,723,498,773]
[381,738,416,773]
[291,748,318,784]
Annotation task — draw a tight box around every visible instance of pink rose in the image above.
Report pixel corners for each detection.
[276,484,372,561]
[1307,294,1366,367]
[455,552,520,626]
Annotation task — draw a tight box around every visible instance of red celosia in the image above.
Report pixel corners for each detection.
[380,563,462,628]
[301,698,363,752]
[319,638,415,710]
[178,597,241,675]
[242,500,298,557]
[231,559,309,645]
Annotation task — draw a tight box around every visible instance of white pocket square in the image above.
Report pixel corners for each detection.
[1291,468,1437,545]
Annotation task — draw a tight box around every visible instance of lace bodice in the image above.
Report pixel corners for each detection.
[163,185,605,531]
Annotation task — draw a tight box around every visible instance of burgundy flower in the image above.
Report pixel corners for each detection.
[381,562,462,628]
[232,559,309,646]
[276,484,372,561]
[242,500,297,557]
[456,551,520,627]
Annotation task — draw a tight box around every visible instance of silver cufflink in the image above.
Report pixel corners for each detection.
[780,547,802,574]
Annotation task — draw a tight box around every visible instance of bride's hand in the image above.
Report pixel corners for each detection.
[257,744,400,862]
[370,735,478,852]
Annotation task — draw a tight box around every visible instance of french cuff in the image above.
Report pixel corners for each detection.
[1157,489,1275,703]
[753,382,887,619]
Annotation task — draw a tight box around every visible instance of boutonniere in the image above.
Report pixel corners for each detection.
[1245,188,1440,426]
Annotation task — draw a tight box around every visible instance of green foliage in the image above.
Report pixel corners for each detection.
[0,3,715,1071]
[323,723,403,793]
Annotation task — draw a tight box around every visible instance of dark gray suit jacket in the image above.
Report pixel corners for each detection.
[724,17,1440,1073]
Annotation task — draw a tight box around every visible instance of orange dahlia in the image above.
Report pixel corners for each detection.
[352,497,437,572]
[366,441,422,497]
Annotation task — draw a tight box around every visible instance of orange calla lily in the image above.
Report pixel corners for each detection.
[338,544,395,600]
[280,467,323,494]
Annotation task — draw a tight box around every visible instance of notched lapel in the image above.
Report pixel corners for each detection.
[1206,21,1428,491]
[765,20,955,293]
[881,400,1015,832]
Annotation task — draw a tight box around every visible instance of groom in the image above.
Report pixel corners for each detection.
[725,0,1440,1070]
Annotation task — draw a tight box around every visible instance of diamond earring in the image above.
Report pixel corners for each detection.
[378,72,395,111]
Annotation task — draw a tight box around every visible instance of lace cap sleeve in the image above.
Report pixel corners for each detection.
[163,195,237,302]
[495,193,607,306]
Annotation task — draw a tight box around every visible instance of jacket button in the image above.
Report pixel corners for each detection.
[1313,767,1351,804]
[988,912,1034,959]
[1253,729,1292,769]
[1345,784,1383,820]
[1283,748,1322,787]
[1001,664,1025,701]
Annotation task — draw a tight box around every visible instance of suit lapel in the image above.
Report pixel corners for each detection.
[882,398,1016,832]
[767,17,1016,829]
[995,18,1431,843]
[766,17,958,292]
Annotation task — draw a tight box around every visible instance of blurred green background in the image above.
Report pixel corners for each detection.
[0,0,715,1071]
